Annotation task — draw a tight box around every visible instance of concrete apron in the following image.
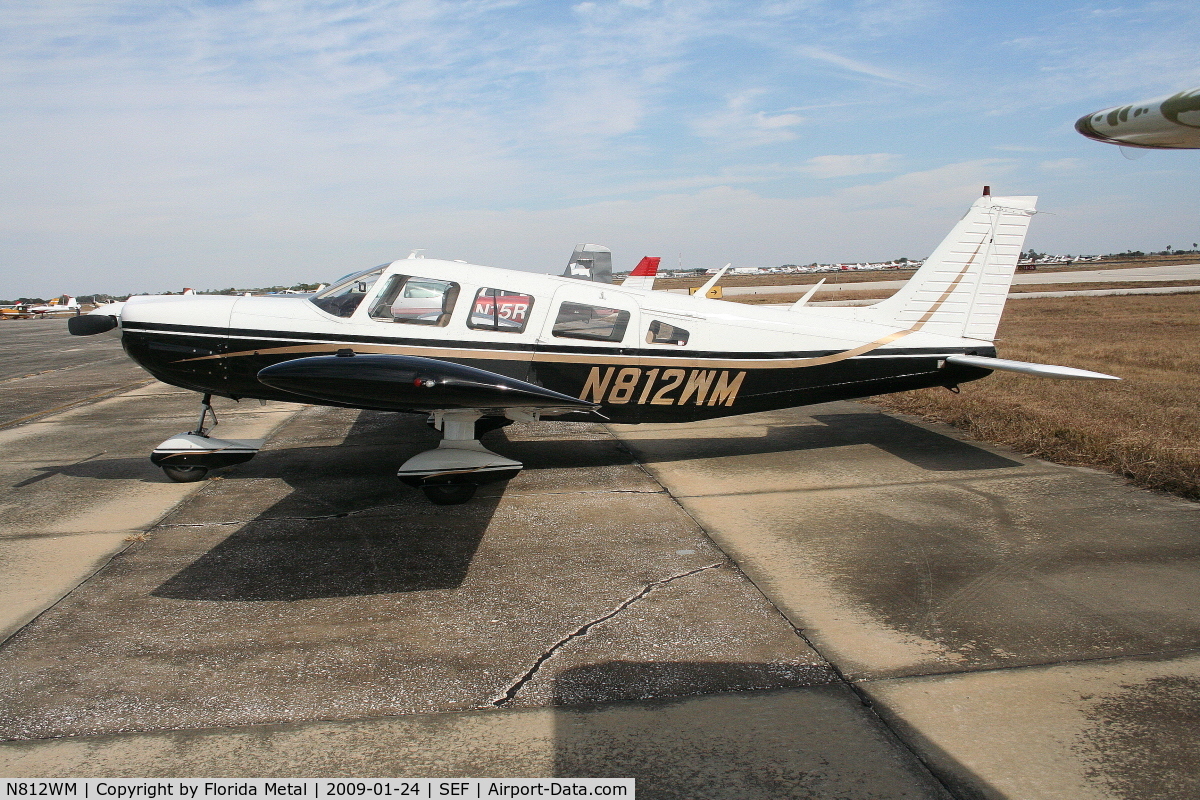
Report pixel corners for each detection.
[0,384,300,643]
[0,404,950,798]
[611,402,1200,799]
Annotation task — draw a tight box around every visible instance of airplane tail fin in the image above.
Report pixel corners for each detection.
[856,190,1037,341]
[621,257,660,290]
[562,244,613,284]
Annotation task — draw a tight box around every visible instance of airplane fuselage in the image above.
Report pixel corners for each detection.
[114,259,994,424]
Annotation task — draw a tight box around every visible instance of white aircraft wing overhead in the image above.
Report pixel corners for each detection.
[1076,86,1200,149]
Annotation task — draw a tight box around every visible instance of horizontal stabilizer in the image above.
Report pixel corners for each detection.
[945,354,1119,381]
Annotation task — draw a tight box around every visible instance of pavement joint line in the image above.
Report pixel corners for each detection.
[489,562,724,708]
[0,530,154,542]
[664,469,1073,500]
[0,401,306,649]
[156,503,412,527]
[0,379,156,430]
[148,489,676,521]
[0,356,131,385]
[850,645,1200,686]
[769,617,966,797]
[502,488,666,497]
[607,418,982,800]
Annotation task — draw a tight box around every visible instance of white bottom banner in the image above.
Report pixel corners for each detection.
[2,781,634,800]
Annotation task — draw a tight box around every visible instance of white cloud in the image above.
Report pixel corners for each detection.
[1038,158,1083,173]
[796,46,924,87]
[800,153,901,178]
[0,0,1197,296]
[691,90,806,146]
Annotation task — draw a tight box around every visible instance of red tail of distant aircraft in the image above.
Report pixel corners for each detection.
[620,257,660,291]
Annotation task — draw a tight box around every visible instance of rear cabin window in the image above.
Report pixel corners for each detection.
[646,320,689,346]
[552,302,631,342]
[309,267,385,318]
[468,288,534,333]
[368,275,459,326]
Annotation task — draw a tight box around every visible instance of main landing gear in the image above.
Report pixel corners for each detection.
[150,394,264,482]
[397,410,523,505]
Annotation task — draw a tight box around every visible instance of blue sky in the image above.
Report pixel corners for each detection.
[2,0,1199,297]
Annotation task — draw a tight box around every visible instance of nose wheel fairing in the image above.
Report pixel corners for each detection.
[150,434,264,469]
[151,393,264,483]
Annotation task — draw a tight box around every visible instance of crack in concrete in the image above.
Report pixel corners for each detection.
[490,562,723,707]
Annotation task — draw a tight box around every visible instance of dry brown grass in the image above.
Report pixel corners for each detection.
[727,280,1200,306]
[870,294,1200,500]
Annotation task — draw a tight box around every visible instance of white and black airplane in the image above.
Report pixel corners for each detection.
[69,189,1117,503]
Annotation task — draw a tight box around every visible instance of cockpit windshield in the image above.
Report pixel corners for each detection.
[309,265,388,318]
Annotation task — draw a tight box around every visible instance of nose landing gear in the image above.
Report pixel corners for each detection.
[151,394,264,482]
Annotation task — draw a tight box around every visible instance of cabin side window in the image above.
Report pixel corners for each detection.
[552,302,631,342]
[467,288,534,334]
[646,320,689,346]
[309,267,385,318]
[368,275,460,326]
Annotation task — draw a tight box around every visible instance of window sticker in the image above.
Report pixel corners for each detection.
[468,288,534,333]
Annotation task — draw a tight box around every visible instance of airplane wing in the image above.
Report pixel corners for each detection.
[256,352,599,412]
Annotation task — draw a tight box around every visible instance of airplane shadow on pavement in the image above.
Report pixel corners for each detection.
[152,409,1018,602]
[150,410,506,601]
[27,407,1019,604]
[611,411,1022,472]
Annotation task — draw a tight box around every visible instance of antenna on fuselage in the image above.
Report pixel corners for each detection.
[407,250,425,259]
[789,278,826,311]
[694,263,730,299]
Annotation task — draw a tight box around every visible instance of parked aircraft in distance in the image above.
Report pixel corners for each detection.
[0,302,32,319]
[2,297,80,319]
[1076,86,1200,149]
[33,296,81,316]
[69,189,1118,504]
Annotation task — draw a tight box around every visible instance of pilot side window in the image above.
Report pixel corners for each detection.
[646,320,689,346]
[368,275,459,326]
[468,288,534,334]
[309,267,385,318]
[552,302,631,342]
